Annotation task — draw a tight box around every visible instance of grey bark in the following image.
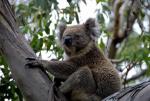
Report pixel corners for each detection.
[102,81,150,101]
[0,0,66,101]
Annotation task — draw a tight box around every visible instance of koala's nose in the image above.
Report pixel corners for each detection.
[63,36,72,46]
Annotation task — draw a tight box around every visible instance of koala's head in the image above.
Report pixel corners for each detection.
[56,18,100,56]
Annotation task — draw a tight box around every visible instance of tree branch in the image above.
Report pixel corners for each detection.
[102,80,150,101]
[107,0,142,59]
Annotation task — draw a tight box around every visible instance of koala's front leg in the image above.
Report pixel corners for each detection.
[26,57,78,80]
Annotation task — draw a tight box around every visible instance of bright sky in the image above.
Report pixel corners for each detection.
[57,0,97,23]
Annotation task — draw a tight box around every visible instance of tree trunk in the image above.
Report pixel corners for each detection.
[0,0,66,101]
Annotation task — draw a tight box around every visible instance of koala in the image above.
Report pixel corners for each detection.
[26,18,121,101]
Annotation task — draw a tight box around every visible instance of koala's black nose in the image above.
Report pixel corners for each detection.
[64,36,72,46]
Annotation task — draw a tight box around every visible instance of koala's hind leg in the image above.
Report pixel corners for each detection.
[59,66,100,101]
[59,66,96,93]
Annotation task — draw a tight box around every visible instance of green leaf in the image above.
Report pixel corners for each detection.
[99,39,105,51]
[96,0,110,3]
[98,14,104,24]
[45,26,50,34]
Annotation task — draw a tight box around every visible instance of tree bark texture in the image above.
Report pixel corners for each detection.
[102,80,150,101]
[0,0,66,101]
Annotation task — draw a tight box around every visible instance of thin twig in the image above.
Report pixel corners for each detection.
[121,61,137,87]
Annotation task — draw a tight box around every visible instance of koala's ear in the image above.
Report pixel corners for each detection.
[56,22,66,41]
[85,18,100,41]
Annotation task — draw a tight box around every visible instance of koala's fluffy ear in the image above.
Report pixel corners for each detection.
[55,22,66,45]
[85,18,100,41]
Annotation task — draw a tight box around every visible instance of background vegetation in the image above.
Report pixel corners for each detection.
[0,0,149,100]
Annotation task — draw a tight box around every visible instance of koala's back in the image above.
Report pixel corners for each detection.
[91,61,121,98]
[83,47,121,99]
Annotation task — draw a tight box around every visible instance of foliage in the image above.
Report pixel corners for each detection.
[0,0,150,100]
[0,56,23,101]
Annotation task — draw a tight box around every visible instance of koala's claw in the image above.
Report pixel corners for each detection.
[25,57,43,68]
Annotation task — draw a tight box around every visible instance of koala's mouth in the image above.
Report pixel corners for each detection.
[75,46,86,52]
[63,45,75,56]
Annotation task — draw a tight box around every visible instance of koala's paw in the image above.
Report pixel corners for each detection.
[25,57,43,68]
